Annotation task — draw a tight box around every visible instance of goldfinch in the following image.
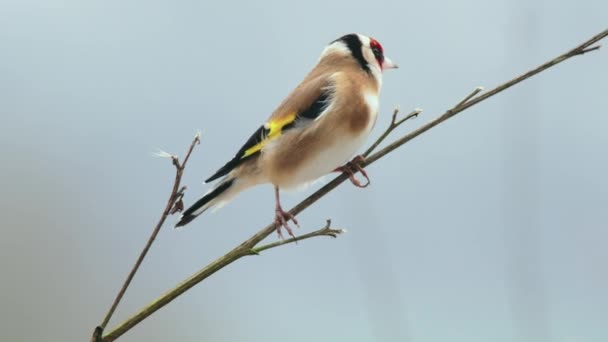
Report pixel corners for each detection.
[176,33,397,236]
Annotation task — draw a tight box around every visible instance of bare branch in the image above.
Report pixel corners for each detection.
[91,327,103,342]
[363,29,607,167]
[180,131,201,172]
[100,28,608,341]
[395,108,423,126]
[248,219,346,255]
[454,86,484,109]
[580,44,601,54]
[170,186,187,215]
[102,218,345,341]
[363,107,422,157]
[93,133,201,339]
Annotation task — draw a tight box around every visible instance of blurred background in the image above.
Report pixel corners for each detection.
[1,1,606,341]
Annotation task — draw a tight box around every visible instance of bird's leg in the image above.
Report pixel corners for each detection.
[334,155,370,188]
[273,186,299,239]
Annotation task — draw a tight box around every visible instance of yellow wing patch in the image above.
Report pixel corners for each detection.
[241,113,297,158]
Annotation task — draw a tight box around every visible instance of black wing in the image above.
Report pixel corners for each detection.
[204,91,331,183]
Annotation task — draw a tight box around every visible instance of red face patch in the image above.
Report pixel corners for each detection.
[369,38,385,69]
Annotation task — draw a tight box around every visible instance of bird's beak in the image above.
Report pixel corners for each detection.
[382,56,398,70]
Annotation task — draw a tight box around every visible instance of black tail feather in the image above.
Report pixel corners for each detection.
[175,178,235,228]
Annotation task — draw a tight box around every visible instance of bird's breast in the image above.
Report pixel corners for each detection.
[262,89,380,189]
[362,91,379,132]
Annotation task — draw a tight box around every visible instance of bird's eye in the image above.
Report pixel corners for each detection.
[371,46,383,63]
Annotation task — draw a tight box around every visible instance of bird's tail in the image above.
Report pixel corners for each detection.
[175,176,245,228]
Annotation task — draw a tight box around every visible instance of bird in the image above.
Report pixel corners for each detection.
[175,33,398,237]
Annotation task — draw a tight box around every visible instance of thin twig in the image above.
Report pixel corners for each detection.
[248,219,346,255]
[580,45,601,54]
[101,28,607,341]
[93,133,201,340]
[454,86,484,109]
[363,107,422,157]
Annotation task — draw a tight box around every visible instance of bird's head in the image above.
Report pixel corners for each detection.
[321,33,398,74]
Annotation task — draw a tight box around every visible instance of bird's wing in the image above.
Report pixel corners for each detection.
[205,75,334,183]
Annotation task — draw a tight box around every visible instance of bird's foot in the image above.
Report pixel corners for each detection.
[274,207,299,239]
[335,155,370,188]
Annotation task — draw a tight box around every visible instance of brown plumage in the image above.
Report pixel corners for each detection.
[176,33,398,237]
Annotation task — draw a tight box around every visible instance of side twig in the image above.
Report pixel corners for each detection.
[363,107,422,157]
[92,133,201,341]
[248,219,346,255]
[100,28,607,341]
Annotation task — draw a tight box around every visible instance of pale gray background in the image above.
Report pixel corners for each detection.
[1,1,606,341]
